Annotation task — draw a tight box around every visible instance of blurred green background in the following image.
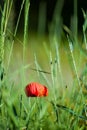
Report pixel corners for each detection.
[1,0,87,87]
[1,0,87,129]
[13,0,87,35]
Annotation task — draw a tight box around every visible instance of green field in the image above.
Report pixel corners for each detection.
[0,0,87,130]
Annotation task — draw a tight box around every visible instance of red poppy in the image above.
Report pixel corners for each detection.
[25,82,48,97]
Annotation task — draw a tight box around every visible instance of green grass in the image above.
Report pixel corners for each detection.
[0,0,87,130]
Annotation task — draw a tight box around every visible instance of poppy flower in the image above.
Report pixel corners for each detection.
[25,82,48,97]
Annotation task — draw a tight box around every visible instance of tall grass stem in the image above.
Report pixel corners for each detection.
[7,0,25,69]
[68,36,80,87]
[23,0,30,62]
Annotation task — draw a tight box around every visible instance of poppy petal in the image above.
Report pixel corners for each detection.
[25,82,48,97]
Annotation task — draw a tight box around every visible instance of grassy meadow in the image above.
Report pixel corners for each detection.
[0,0,87,130]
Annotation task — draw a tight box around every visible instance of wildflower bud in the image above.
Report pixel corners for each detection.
[25,82,48,97]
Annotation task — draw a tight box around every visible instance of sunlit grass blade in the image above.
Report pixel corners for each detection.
[67,35,80,87]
